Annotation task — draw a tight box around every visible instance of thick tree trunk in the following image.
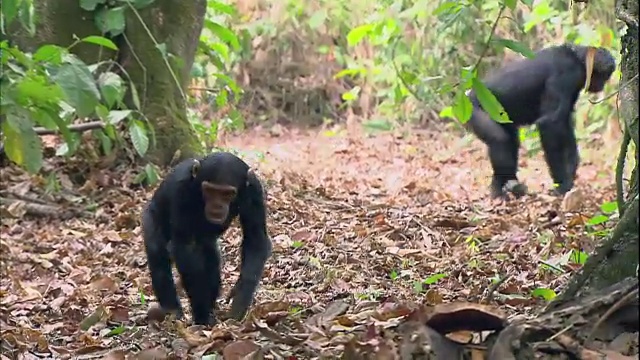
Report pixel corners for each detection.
[8,0,205,167]
[120,0,206,165]
[546,0,639,311]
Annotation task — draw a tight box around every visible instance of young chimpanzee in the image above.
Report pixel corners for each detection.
[142,152,272,325]
[466,44,616,199]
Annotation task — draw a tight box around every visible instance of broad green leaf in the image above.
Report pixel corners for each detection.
[81,36,118,51]
[33,44,65,64]
[207,0,235,15]
[308,9,327,30]
[95,6,126,36]
[95,104,110,121]
[493,38,535,58]
[346,24,374,47]
[334,68,364,79]
[2,109,43,173]
[17,0,35,36]
[2,0,22,27]
[98,71,125,108]
[94,129,113,155]
[108,110,132,125]
[600,201,618,214]
[342,86,361,101]
[531,288,556,301]
[54,63,101,117]
[144,163,160,185]
[439,106,454,119]
[423,273,447,285]
[586,214,609,226]
[204,20,240,51]
[129,121,149,156]
[16,76,64,105]
[570,250,588,265]
[211,72,241,95]
[129,83,141,110]
[79,0,106,11]
[452,91,473,124]
[503,0,517,10]
[471,78,511,123]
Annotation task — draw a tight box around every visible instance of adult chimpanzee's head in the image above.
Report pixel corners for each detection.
[569,44,617,93]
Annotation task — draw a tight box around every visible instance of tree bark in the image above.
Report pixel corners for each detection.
[546,0,639,312]
[120,0,206,165]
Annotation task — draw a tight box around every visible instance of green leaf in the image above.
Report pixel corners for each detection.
[600,201,618,214]
[143,163,159,185]
[108,110,132,125]
[54,63,101,117]
[16,76,64,105]
[308,9,327,30]
[80,36,118,51]
[1,0,22,27]
[129,83,141,110]
[207,0,235,15]
[493,38,535,58]
[346,24,373,46]
[33,44,65,64]
[129,121,149,156]
[2,108,43,173]
[204,20,240,51]
[452,91,473,124]
[423,273,447,285]
[531,288,556,301]
[342,86,361,101]
[79,0,106,11]
[471,78,511,123]
[586,214,609,226]
[95,6,126,36]
[98,71,125,108]
[503,0,517,10]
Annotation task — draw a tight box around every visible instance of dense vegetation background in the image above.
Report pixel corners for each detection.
[1,0,638,358]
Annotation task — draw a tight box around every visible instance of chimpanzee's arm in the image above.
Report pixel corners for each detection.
[536,69,582,194]
[142,209,183,317]
[229,171,272,320]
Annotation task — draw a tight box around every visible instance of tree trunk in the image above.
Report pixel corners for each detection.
[8,0,205,167]
[546,0,639,311]
[120,0,206,165]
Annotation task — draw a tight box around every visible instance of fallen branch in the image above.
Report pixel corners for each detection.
[34,121,105,135]
[0,196,95,220]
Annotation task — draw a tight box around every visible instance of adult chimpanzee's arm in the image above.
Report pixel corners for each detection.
[536,68,583,194]
[142,209,183,318]
[229,171,272,321]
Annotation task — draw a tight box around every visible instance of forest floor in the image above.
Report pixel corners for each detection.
[0,125,623,359]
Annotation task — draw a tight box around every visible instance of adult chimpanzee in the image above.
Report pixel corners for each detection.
[466,44,616,199]
[142,152,272,325]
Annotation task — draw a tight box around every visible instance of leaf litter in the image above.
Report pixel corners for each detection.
[0,126,625,359]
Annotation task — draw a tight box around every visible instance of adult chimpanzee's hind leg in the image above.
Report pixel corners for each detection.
[228,171,272,321]
[142,210,183,318]
[171,239,213,325]
[468,109,521,198]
